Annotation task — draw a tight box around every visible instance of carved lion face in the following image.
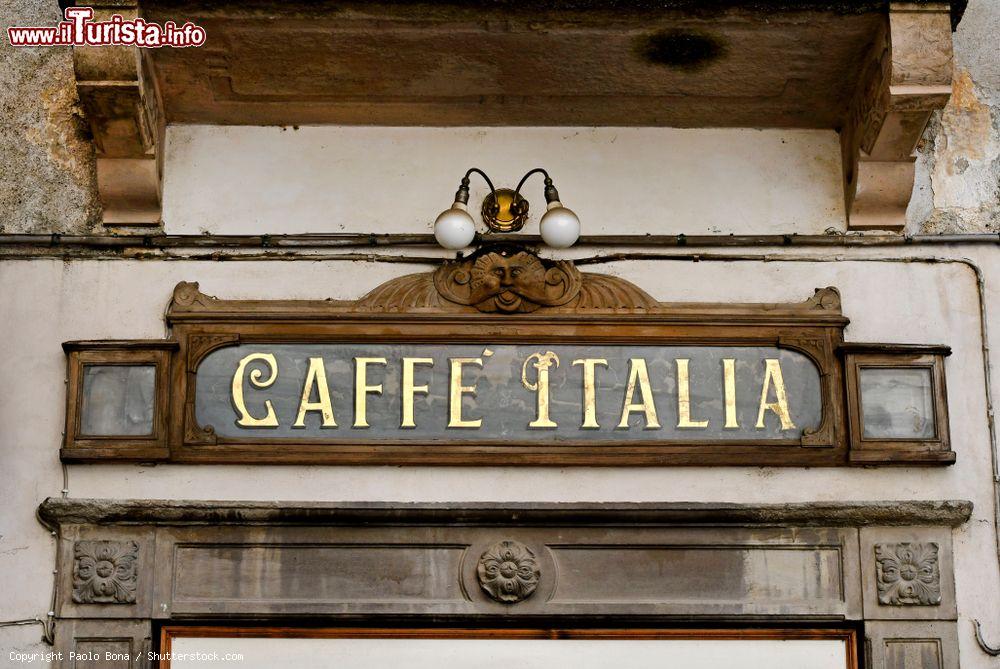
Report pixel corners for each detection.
[468,251,548,311]
[433,246,584,313]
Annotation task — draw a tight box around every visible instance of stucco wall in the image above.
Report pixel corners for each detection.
[908,0,1000,233]
[161,126,846,236]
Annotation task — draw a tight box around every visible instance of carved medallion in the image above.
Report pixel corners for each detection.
[72,540,139,604]
[874,542,941,606]
[476,540,540,603]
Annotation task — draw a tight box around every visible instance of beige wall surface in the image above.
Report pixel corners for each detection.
[161,126,846,237]
[1,249,999,665]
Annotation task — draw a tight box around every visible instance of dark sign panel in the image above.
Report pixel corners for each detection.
[195,344,822,442]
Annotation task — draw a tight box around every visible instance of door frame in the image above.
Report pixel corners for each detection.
[158,625,860,669]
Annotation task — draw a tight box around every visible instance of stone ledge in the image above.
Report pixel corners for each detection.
[37,498,973,528]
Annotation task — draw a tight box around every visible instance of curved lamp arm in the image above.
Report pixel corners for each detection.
[512,168,560,215]
[455,168,500,213]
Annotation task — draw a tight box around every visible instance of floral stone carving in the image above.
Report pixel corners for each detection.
[874,542,941,606]
[477,540,541,603]
[72,540,139,604]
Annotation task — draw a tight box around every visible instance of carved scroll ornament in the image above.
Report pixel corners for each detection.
[167,246,845,321]
[359,244,657,314]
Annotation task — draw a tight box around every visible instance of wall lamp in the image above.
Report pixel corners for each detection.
[434,168,581,250]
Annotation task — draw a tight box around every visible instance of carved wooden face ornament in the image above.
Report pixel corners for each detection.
[467,251,549,312]
[434,248,582,313]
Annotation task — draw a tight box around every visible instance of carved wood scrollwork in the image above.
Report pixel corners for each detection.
[171,281,217,311]
[184,403,217,446]
[360,244,657,314]
[187,334,240,371]
[803,287,842,312]
[776,294,843,448]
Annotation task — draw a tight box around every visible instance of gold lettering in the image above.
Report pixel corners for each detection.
[617,358,661,429]
[353,357,387,428]
[522,351,560,428]
[756,358,795,430]
[401,357,434,428]
[573,358,608,428]
[676,359,709,428]
[449,357,483,428]
[292,357,337,428]
[231,353,279,427]
[723,358,739,429]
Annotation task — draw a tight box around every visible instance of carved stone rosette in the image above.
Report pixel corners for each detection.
[875,542,941,606]
[476,540,541,604]
[72,540,139,604]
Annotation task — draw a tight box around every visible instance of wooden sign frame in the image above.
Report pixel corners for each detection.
[59,244,952,466]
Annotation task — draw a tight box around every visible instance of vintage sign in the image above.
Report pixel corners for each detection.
[197,344,821,441]
[67,244,942,466]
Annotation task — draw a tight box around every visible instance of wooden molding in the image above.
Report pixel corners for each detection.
[61,342,174,461]
[166,245,848,324]
[842,2,953,231]
[72,1,162,226]
[841,344,953,465]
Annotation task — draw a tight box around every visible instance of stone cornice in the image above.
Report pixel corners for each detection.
[38,498,973,528]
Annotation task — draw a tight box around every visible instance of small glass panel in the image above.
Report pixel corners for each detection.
[859,367,935,439]
[80,364,156,436]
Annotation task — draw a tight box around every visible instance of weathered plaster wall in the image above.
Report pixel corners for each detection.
[908,0,1000,233]
[0,0,100,234]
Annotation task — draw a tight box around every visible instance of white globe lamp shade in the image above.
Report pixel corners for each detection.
[539,202,580,249]
[434,203,476,250]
